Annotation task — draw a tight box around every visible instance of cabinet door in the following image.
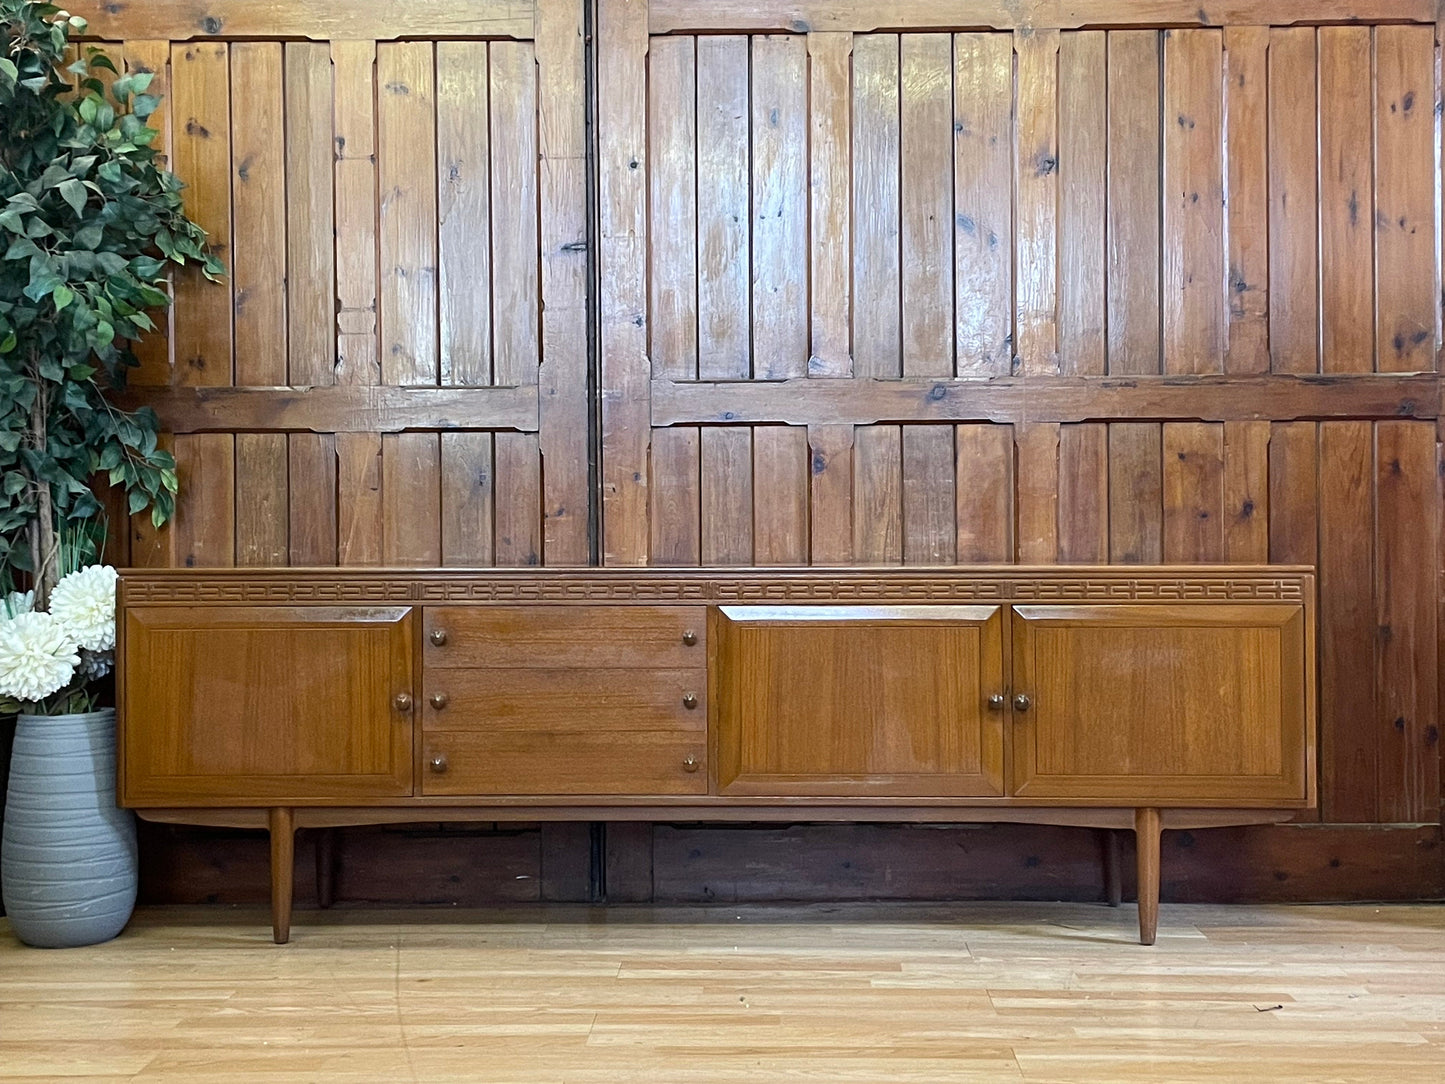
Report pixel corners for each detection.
[1010,605,1311,804]
[121,607,415,804]
[715,606,1005,796]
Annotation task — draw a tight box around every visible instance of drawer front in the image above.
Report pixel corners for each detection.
[423,606,706,668]
[423,669,705,731]
[422,730,706,796]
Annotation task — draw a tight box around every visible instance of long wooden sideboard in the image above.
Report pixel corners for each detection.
[116,567,1316,945]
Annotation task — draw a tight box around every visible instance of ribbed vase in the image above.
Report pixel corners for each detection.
[1,709,137,948]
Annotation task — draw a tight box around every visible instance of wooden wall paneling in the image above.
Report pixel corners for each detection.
[490,41,540,389]
[71,1,538,41]
[1057,423,1108,563]
[332,40,380,388]
[441,432,495,566]
[1267,28,1319,374]
[952,32,1013,377]
[648,36,697,380]
[901,427,956,564]
[288,434,337,565]
[1374,422,1440,822]
[700,428,754,565]
[381,434,441,565]
[1162,422,1226,562]
[807,32,852,376]
[1108,423,1163,564]
[852,426,903,564]
[1105,30,1161,375]
[1222,26,1268,374]
[1057,32,1105,377]
[1161,29,1225,375]
[536,0,591,565]
[1016,423,1060,562]
[1267,422,1319,568]
[899,33,953,378]
[752,426,809,565]
[955,424,1014,562]
[494,433,543,566]
[751,35,808,379]
[172,432,236,568]
[123,40,174,387]
[1319,421,1376,822]
[807,425,855,564]
[650,428,701,564]
[436,41,492,387]
[696,36,751,380]
[233,433,287,566]
[1372,26,1438,373]
[852,34,901,379]
[1014,29,1059,376]
[1318,27,1375,375]
[598,0,650,565]
[1222,421,1270,563]
[337,433,384,565]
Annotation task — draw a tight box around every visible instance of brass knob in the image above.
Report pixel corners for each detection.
[682,755,700,773]
[429,628,448,647]
[393,692,413,712]
[1013,693,1032,712]
[987,693,1006,711]
[429,692,449,710]
[682,692,699,710]
[682,629,698,646]
[429,753,448,774]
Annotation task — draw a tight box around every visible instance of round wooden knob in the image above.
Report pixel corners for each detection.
[1013,693,1032,712]
[429,692,449,710]
[681,629,698,646]
[429,753,448,774]
[682,755,700,773]
[429,628,448,646]
[987,693,1006,711]
[393,692,413,712]
[682,692,699,710]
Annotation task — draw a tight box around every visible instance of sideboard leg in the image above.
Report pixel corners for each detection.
[1100,828,1123,907]
[315,827,337,909]
[1133,808,1161,945]
[268,807,295,944]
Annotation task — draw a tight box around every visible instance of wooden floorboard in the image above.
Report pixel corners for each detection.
[2,903,1443,1082]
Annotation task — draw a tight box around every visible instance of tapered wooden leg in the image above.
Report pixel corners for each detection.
[1100,828,1123,907]
[1134,807,1161,946]
[269,807,295,944]
[315,827,337,910]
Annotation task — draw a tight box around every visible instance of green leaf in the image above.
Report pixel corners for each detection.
[2,473,24,497]
[58,177,87,214]
[128,488,148,516]
[0,208,23,233]
[52,284,73,311]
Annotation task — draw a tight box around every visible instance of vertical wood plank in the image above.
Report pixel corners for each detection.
[650,428,701,565]
[1162,29,1225,375]
[285,42,336,387]
[1318,27,1375,375]
[128,433,174,568]
[697,35,750,380]
[1374,422,1440,822]
[491,41,540,387]
[332,40,380,387]
[1268,28,1319,374]
[1373,26,1438,373]
[953,32,1013,377]
[1057,32,1106,377]
[1108,423,1163,564]
[381,433,440,565]
[1163,422,1226,562]
[172,435,235,568]
[288,433,337,566]
[808,425,854,565]
[494,433,542,567]
[753,427,809,565]
[1318,421,1376,822]
[234,433,288,566]
[1223,420,1270,563]
[123,41,173,386]
[1267,421,1319,566]
[853,34,901,379]
[752,35,808,379]
[648,36,698,380]
[900,33,954,378]
[902,427,956,564]
[1106,30,1162,375]
[441,432,494,567]
[437,42,492,387]
[1015,29,1059,376]
[852,426,902,564]
[1016,423,1060,562]
[1223,26,1268,374]
[701,428,754,565]
[337,432,384,565]
[1058,423,1108,563]
[808,31,852,377]
[956,424,1014,562]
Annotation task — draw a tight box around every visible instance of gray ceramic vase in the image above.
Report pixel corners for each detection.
[2,709,137,947]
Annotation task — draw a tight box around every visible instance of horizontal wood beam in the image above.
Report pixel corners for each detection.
[67,0,535,41]
[117,385,541,433]
[649,1,1436,33]
[651,374,1441,427]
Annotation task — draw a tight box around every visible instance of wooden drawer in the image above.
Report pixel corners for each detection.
[423,668,705,730]
[423,606,706,668]
[422,730,706,796]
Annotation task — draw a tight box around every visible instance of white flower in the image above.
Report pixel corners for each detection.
[0,612,80,703]
[47,564,118,652]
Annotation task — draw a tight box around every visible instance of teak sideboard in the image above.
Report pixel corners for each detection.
[116,566,1316,945]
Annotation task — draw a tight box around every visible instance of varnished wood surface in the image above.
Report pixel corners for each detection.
[3,902,1443,1081]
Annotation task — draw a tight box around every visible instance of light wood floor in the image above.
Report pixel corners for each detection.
[2,902,1443,1082]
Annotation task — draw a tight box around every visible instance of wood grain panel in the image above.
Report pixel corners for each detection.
[422,731,707,797]
[650,427,701,564]
[490,41,540,387]
[807,32,852,376]
[752,427,809,566]
[1223,26,1268,374]
[233,433,287,567]
[336,432,384,565]
[440,432,495,567]
[852,426,903,564]
[701,427,755,565]
[807,425,855,565]
[1267,28,1318,374]
[1222,421,1269,563]
[852,34,901,379]
[1162,422,1226,562]
[332,40,380,387]
[696,36,751,380]
[494,433,542,567]
[284,42,335,386]
[901,427,956,564]
[1106,30,1161,375]
[955,424,1014,562]
[382,433,441,565]
[1108,423,1163,564]
[73,1,536,41]
[1016,423,1060,562]
[1267,422,1319,567]
[287,433,337,566]
[423,606,706,669]
[647,36,697,380]
[900,33,953,378]
[1058,423,1108,563]
[423,669,706,733]
[1057,32,1106,376]
[172,434,235,567]
[1015,29,1059,376]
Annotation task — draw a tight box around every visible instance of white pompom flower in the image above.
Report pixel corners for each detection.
[0,612,81,704]
[47,564,118,652]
